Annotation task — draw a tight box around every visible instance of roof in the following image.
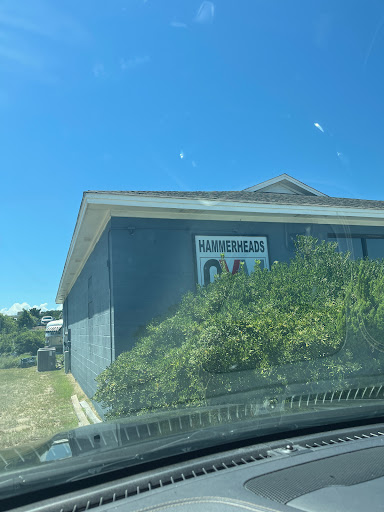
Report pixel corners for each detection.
[242,173,328,196]
[85,190,384,210]
[46,319,63,332]
[56,175,384,304]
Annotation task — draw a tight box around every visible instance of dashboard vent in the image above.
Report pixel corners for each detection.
[57,449,275,512]
[58,426,384,512]
[303,429,384,449]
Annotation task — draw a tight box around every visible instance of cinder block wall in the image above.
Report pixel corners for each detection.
[63,215,384,417]
[63,221,113,408]
[110,217,290,356]
[110,217,384,357]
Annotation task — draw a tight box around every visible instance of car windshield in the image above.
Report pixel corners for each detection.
[1,0,384,502]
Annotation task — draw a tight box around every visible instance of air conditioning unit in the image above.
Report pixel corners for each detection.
[37,347,56,372]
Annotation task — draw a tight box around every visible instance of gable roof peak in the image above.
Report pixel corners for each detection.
[243,173,328,197]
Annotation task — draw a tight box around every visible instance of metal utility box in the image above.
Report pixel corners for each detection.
[37,347,56,372]
[64,350,71,374]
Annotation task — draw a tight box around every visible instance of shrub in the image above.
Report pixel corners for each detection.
[17,309,37,330]
[0,333,15,354]
[95,236,384,420]
[14,330,45,355]
[0,313,17,334]
[0,353,35,370]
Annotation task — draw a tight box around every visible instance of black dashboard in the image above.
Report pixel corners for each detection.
[6,421,384,512]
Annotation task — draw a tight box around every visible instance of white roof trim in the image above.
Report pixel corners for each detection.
[56,192,384,304]
[243,174,328,196]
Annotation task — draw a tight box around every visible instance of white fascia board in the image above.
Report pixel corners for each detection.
[86,193,384,220]
[56,198,111,304]
[56,197,88,302]
[60,197,88,277]
[109,209,384,226]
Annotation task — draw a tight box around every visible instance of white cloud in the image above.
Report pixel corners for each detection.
[1,302,49,316]
[314,122,324,133]
[194,1,215,24]
[1,303,31,316]
[56,304,63,311]
[170,21,188,29]
[120,55,150,71]
[34,303,48,311]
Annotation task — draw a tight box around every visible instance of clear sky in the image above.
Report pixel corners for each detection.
[0,0,383,313]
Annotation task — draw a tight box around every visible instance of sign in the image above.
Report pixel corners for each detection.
[195,235,269,286]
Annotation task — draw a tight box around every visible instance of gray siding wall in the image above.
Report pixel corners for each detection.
[63,221,113,403]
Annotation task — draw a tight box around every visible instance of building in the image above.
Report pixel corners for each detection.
[56,174,384,409]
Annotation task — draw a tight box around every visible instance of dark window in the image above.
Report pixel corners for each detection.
[365,238,384,260]
[328,234,384,260]
[328,235,363,260]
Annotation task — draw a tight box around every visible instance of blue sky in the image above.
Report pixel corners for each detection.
[0,0,383,313]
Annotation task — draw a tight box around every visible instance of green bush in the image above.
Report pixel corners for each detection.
[0,329,45,356]
[0,314,18,354]
[95,236,384,420]
[0,312,46,357]
[0,333,15,354]
[0,313,17,334]
[16,309,37,330]
[0,353,35,370]
[13,330,45,355]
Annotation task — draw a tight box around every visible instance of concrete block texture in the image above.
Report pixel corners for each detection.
[63,216,384,417]
[63,222,113,408]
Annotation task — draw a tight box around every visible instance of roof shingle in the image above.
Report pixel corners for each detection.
[87,190,384,210]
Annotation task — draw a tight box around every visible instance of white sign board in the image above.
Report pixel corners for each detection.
[195,235,269,286]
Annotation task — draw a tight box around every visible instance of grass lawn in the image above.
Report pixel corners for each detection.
[0,367,95,450]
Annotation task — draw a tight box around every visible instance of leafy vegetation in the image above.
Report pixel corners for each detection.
[0,313,45,357]
[95,237,384,420]
[39,309,62,321]
[17,309,37,330]
[0,353,35,370]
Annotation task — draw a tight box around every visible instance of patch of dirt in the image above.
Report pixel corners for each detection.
[9,425,29,433]
[17,417,29,424]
